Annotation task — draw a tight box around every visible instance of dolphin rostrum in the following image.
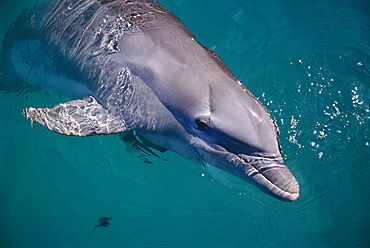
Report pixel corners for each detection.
[2,0,299,201]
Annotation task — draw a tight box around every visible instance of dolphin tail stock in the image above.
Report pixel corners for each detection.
[23,96,129,136]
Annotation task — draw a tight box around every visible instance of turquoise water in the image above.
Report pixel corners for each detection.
[0,0,369,247]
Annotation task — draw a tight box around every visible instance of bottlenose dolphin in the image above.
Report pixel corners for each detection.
[1,0,299,201]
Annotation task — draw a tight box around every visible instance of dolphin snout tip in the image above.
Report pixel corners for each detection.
[284,193,299,202]
[279,179,299,202]
[282,191,299,202]
[254,159,300,202]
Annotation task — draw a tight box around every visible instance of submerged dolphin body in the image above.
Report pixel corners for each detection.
[2,0,299,201]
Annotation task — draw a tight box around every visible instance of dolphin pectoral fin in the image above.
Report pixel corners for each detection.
[23,96,128,136]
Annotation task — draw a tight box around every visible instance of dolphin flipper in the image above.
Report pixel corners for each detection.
[23,96,128,136]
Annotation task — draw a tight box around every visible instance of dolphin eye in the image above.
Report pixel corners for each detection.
[194,119,209,131]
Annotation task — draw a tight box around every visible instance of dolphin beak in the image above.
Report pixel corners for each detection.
[191,138,299,201]
[235,154,300,201]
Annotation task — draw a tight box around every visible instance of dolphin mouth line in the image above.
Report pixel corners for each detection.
[190,130,299,201]
[232,153,299,201]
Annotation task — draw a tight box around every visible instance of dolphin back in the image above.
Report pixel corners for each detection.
[2,0,192,93]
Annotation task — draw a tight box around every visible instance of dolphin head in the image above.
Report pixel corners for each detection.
[119,28,299,201]
[176,78,300,202]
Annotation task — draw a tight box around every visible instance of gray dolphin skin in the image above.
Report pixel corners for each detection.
[2,0,299,201]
